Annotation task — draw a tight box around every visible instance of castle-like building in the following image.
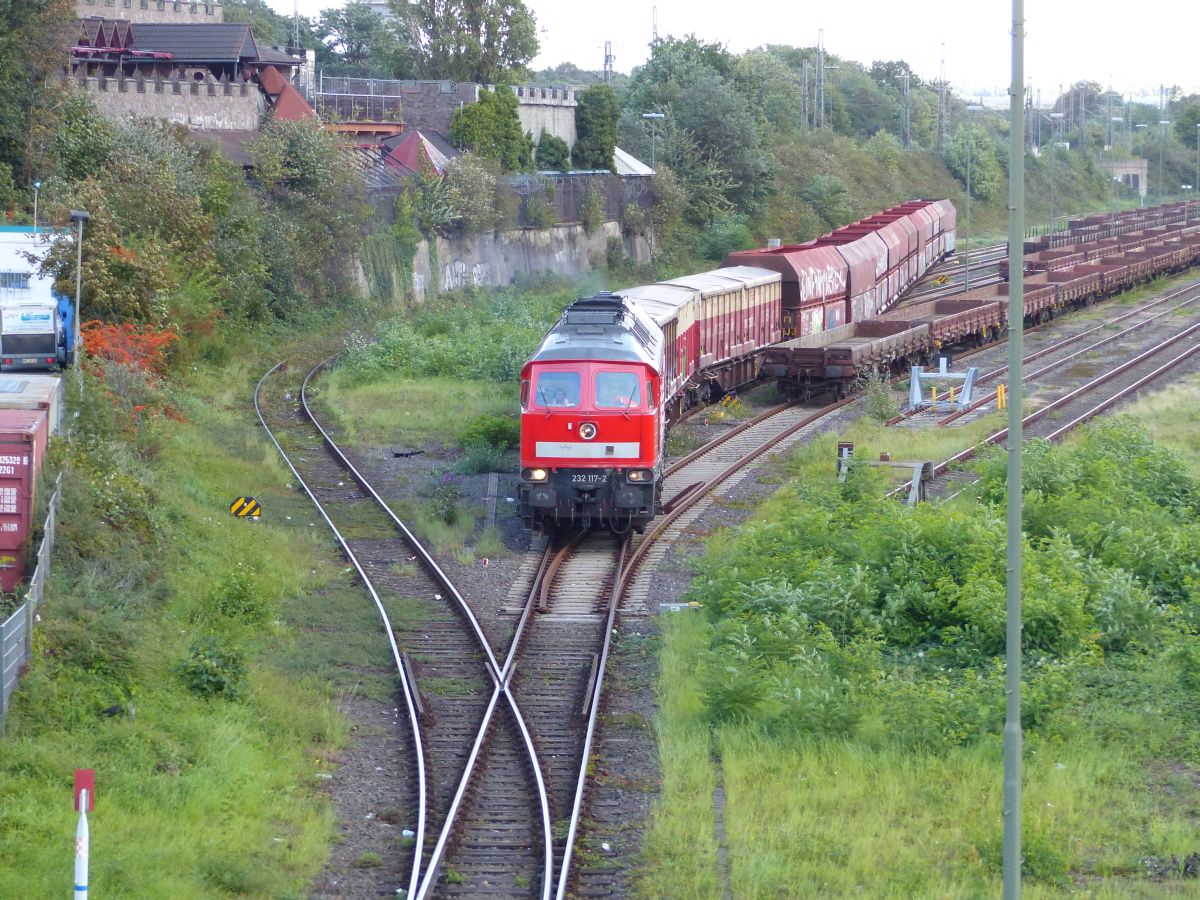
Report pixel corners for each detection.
[76,0,225,26]
[67,0,312,132]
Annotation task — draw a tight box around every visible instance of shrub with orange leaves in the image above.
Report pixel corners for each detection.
[81,320,179,375]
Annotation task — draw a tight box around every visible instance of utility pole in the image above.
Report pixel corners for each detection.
[1036,88,1041,148]
[803,62,810,130]
[1081,88,1086,148]
[1107,85,1113,149]
[652,6,657,42]
[603,41,613,84]
[901,73,911,148]
[1003,2,1025,896]
[816,30,826,129]
[937,45,947,151]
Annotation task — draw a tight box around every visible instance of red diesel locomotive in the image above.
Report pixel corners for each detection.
[518,293,666,533]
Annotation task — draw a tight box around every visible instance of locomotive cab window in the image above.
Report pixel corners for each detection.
[594,372,641,408]
[533,371,581,407]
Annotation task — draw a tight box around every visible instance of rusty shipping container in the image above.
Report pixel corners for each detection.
[0,408,48,592]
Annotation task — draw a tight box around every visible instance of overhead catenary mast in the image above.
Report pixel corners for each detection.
[937,45,947,151]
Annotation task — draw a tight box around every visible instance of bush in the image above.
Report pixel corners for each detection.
[195,564,272,627]
[621,202,647,235]
[860,371,897,421]
[580,182,608,233]
[458,414,519,450]
[446,153,497,233]
[525,185,558,229]
[456,443,505,475]
[606,235,625,269]
[178,636,246,699]
[697,214,753,260]
[534,129,570,171]
[429,472,464,525]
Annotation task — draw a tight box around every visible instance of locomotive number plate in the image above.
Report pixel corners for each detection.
[571,473,608,484]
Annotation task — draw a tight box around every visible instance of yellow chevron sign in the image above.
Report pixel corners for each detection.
[230,497,262,519]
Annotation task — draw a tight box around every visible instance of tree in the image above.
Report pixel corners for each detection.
[222,0,313,49]
[572,85,619,171]
[449,87,531,172]
[395,0,538,83]
[315,2,414,78]
[1174,99,1200,149]
[733,50,805,133]
[0,0,72,187]
[534,129,570,171]
[942,126,1002,200]
[624,36,771,213]
[445,153,497,232]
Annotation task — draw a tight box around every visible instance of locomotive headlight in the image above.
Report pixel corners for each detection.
[579,422,597,440]
[627,469,653,482]
[523,468,548,482]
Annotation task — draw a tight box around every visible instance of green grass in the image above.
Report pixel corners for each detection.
[640,372,1200,898]
[0,317,404,897]
[717,733,1200,898]
[637,613,721,900]
[321,372,518,447]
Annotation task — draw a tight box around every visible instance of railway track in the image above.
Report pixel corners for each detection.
[256,358,550,899]
[902,242,1007,302]
[890,274,1200,428]
[884,296,1200,502]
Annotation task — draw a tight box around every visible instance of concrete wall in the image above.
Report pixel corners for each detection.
[76,0,223,23]
[513,85,577,148]
[73,72,263,130]
[1101,158,1149,198]
[397,222,649,302]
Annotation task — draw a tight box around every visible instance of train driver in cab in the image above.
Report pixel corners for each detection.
[596,372,640,408]
[538,372,580,407]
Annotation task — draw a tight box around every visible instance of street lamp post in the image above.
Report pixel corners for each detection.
[1195,124,1200,221]
[1159,119,1170,204]
[1048,112,1064,227]
[1135,123,1149,205]
[641,112,665,170]
[69,210,89,366]
[963,104,984,289]
[32,181,41,234]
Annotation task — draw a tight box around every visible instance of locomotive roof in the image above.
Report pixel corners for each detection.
[527,293,663,370]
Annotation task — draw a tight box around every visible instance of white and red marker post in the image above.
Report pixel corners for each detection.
[73,769,94,899]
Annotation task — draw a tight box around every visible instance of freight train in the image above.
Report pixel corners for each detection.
[517,199,1197,533]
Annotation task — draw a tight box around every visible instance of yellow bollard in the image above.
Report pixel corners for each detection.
[997,383,1006,410]
[949,386,955,407]
[931,386,937,412]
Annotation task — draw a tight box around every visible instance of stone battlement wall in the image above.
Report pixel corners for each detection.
[76,0,223,24]
[69,71,262,131]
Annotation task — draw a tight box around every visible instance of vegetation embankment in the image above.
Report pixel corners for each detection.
[641,373,1200,897]
[0,33,381,894]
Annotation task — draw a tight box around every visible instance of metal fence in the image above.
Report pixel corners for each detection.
[504,172,654,226]
[0,473,62,733]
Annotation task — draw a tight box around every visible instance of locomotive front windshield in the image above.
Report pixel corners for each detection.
[533,371,581,407]
[594,371,642,408]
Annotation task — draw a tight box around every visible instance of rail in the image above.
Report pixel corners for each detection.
[294,360,553,900]
[0,472,64,733]
[255,361,430,898]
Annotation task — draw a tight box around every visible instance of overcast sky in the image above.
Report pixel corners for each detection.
[269,0,1199,104]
